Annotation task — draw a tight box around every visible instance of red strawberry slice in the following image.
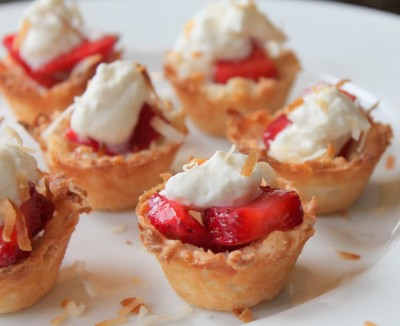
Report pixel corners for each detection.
[0,228,29,268]
[128,103,161,152]
[34,34,118,75]
[20,182,55,237]
[203,187,303,246]
[263,114,292,150]
[0,183,54,267]
[213,42,278,84]
[147,194,213,249]
[66,103,161,155]
[2,33,118,87]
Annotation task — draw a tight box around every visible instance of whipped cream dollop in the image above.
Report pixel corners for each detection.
[0,129,38,213]
[172,0,286,77]
[162,150,277,210]
[268,84,371,163]
[70,61,150,147]
[19,0,85,69]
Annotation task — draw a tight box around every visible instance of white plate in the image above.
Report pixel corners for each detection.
[0,1,399,325]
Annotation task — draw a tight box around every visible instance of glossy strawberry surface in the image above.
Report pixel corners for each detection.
[0,182,54,267]
[147,193,212,249]
[203,187,303,246]
[147,187,303,251]
[66,103,161,155]
[213,42,278,84]
[2,34,118,87]
[262,114,292,150]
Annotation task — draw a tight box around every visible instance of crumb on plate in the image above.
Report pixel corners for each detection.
[337,250,361,260]
[233,307,254,323]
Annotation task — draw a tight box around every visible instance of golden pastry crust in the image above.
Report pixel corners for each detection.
[227,109,393,214]
[0,51,121,125]
[136,179,317,311]
[37,109,186,211]
[164,50,300,137]
[0,174,91,314]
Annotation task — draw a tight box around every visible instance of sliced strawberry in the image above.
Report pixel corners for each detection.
[147,194,213,249]
[0,228,29,268]
[262,114,292,150]
[213,42,278,84]
[339,89,357,102]
[67,103,162,155]
[2,33,118,88]
[20,182,55,237]
[34,35,118,75]
[203,187,303,246]
[128,103,161,152]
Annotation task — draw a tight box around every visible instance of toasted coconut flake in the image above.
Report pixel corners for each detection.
[95,298,142,326]
[336,79,351,88]
[183,19,195,38]
[189,210,203,225]
[14,202,32,251]
[337,250,361,260]
[3,127,23,146]
[150,116,185,143]
[241,149,258,177]
[110,224,127,234]
[224,145,236,161]
[385,155,395,170]
[16,171,31,203]
[366,101,379,114]
[287,97,304,112]
[13,20,30,50]
[41,105,75,140]
[317,98,329,113]
[137,305,193,326]
[50,299,85,326]
[1,199,16,242]
[182,160,199,172]
[364,322,377,326]
[233,307,254,323]
[120,297,145,314]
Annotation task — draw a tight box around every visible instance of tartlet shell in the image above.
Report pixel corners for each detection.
[41,111,186,211]
[0,174,91,314]
[164,50,300,137]
[0,51,120,125]
[227,109,393,214]
[136,179,317,311]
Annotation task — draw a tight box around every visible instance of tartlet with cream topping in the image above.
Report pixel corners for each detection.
[34,60,186,211]
[164,0,300,137]
[0,127,91,313]
[0,0,120,125]
[227,81,393,214]
[137,149,317,311]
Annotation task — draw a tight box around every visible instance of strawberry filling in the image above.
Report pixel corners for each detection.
[262,114,292,150]
[0,182,55,268]
[262,88,358,154]
[213,42,278,84]
[147,186,303,252]
[66,103,161,155]
[2,33,118,88]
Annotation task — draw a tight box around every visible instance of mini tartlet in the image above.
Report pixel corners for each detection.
[0,128,91,313]
[164,0,300,137]
[227,82,393,214]
[0,0,120,125]
[34,61,186,211]
[137,150,317,311]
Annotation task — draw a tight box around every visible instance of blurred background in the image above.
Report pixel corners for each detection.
[0,0,399,14]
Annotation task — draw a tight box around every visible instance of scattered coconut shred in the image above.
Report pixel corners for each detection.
[233,308,254,323]
[50,300,85,326]
[336,250,361,261]
[385,155,395,170]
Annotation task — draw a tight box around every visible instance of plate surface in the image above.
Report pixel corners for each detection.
[0,1,399,325]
